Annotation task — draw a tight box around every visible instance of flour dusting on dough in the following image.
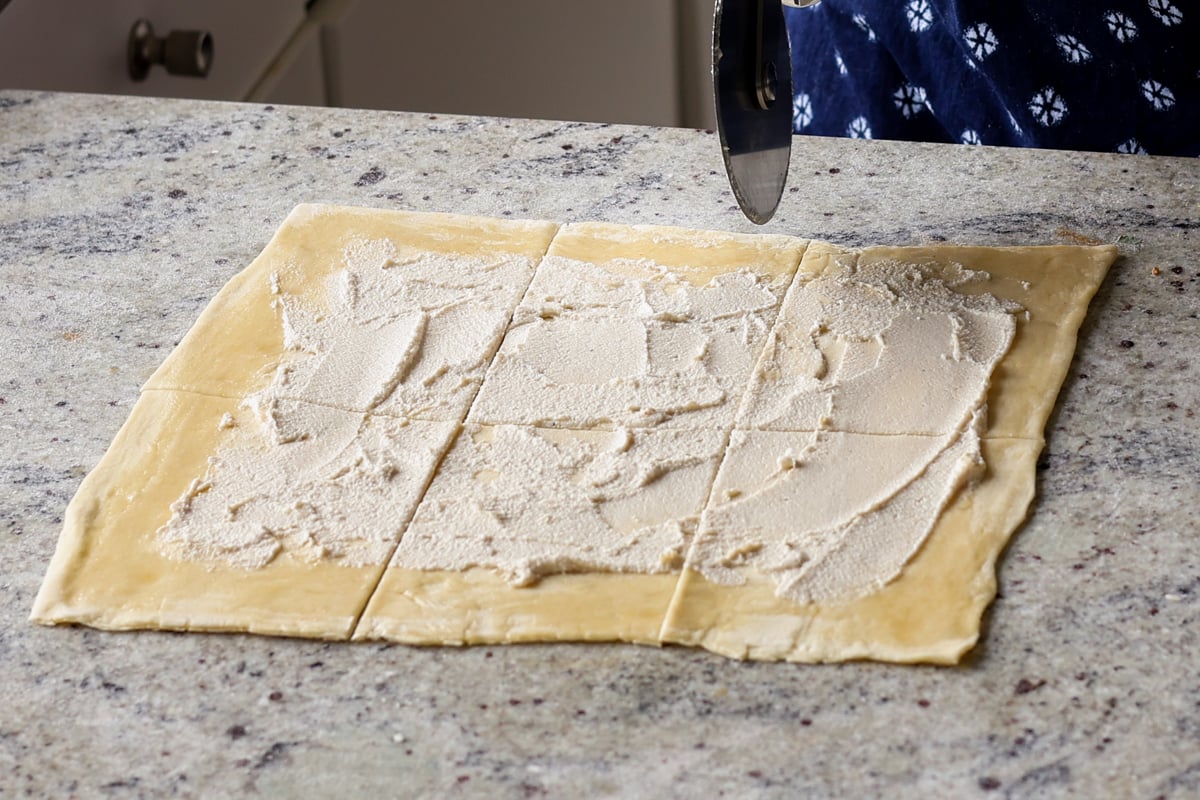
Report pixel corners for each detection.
[468,252,791,430]
[392,425,726,584]
[157,230,1019,602]
[264,238,540,421]
[157,400,455,569]
[155,230,539,568]
[694,255,1019,603]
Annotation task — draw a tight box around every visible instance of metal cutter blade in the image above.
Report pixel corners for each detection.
[713,0,794,224]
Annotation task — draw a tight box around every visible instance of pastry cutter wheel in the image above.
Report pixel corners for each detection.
[714,0,819,224]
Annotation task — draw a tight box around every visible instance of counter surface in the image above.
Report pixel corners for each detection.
[2,90,1198,798]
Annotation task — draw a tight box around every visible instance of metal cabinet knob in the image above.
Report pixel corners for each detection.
[127,19,213,81]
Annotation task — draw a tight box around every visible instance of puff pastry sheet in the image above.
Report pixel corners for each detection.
[32,205,1115,663]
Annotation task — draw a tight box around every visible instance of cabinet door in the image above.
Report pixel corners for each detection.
[327,0,683,126]
[0,0,307,100]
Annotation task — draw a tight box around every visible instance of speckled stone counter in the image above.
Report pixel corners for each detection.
[2,90,1197,799]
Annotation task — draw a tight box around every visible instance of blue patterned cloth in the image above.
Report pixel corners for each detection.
[785,1,1199,155]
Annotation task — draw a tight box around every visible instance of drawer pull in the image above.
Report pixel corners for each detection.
[127,19,213,81]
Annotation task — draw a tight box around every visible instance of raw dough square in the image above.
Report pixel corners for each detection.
[356,423,726,644]
[157,397,458,570]
[686,425,983,606]
[468,222,808,429]
[144,204,559,421]
[661,437,1043,663]
[735,242,1017,435]
[742,242,1114,439]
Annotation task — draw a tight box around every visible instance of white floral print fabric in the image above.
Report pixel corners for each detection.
[784,1,1198,155]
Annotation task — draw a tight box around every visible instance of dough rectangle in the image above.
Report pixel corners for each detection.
[29,390,405,638]
[145,204,560,421]
[661,437,1045,663]
[854,244,1117,441]
[33,206,1117,664]
[356,422,727,644]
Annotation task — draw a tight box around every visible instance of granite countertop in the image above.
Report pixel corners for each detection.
[2,90,1197,798]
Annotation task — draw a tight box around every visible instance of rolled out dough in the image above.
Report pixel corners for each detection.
[31,204,1116,663]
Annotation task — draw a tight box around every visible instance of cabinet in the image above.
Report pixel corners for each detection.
[0,0,715,128]
[0,0,321,105]
[324,0,714,128]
